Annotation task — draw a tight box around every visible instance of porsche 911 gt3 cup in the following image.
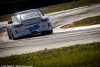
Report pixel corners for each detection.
[7,9,53,40]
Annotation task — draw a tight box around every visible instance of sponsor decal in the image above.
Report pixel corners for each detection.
[27,24,40,34]
[42,25,45,28]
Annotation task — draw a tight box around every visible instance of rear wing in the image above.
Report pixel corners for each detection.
[14,9,39,15]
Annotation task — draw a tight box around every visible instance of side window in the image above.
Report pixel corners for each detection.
[12,16,14,22]
[12,16,20,23]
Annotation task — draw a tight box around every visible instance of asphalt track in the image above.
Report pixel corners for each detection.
[0,4,100,57]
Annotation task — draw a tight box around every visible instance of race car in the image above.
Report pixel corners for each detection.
[7,9,53,40]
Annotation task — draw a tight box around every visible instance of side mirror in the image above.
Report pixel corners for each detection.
[42,14,44,16]
[8,21,13,24]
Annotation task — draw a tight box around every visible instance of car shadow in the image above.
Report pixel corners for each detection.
[16,33,52,40]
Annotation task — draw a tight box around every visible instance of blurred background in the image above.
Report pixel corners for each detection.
[0,0,75,15]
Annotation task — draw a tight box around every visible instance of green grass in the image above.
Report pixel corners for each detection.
[0,0,100,22]
[0,14,13,22]
[74,15,100,26]
[61,15,100,29]
[39,0,100,14]
[0,42,100,67]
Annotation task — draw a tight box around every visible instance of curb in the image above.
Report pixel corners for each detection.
[54,24,100,33]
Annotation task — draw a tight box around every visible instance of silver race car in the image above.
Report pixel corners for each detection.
[7,9,53,40]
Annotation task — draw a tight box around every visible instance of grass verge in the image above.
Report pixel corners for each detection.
[0,14,13,22]
[0,42,100,67]
[61,15,100,29]
[39,0,100,14]
[0,0,100,22]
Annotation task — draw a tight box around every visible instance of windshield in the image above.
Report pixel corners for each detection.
[20,11,40,20]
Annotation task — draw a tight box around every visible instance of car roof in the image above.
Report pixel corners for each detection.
[12,9,41,21]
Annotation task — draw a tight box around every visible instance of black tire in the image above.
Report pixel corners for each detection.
[46,30,53,34]
[10,29,16,40]
[7,28,12,39]
[41,32,46,35]
[11,34,16,40]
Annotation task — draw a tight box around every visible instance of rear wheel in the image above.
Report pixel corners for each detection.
[11,34,16,40]
[10,29,16,40]
[7,28,12,39]
[46,30,53,34]
[41,32,46,35]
